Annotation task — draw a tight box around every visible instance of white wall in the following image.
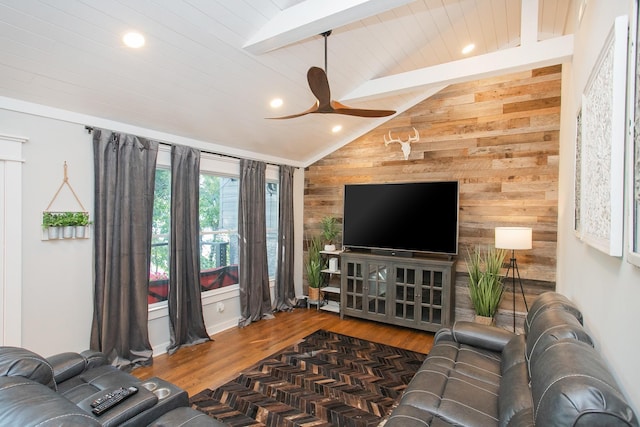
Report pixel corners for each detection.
[557,0,640,413]
[0,103,305,357]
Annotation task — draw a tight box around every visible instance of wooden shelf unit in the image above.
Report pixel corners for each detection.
[319,250,342,313]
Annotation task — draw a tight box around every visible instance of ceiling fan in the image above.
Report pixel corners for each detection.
[268,31,396,119]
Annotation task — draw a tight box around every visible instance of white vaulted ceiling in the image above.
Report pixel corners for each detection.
[0,0,573,166]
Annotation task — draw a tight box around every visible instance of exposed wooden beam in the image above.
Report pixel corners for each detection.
[342,35,573,102]
[243,0,414,54]
[521,0,540,45]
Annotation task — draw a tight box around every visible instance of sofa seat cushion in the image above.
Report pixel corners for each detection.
[385,403,452,426]
[0,376,101,426]
[388,335,502,427]
[148,407,228,426]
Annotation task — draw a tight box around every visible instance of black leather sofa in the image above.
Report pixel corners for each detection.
[385,291,638,426]
[0,346,224,426]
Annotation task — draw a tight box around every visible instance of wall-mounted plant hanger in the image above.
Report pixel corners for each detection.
[42,162,91,240]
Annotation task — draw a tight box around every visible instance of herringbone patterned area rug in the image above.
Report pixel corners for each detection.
[190,329,427,427]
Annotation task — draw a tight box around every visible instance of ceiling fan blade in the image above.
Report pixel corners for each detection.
[267,33,395,120]
[307,66,331,109]
[330,100,396,117]
[266,101,319,119]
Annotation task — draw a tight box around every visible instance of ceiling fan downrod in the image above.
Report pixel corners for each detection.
[321,30,332,75]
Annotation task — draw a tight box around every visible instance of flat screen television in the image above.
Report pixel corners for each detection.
[342,181,459,256]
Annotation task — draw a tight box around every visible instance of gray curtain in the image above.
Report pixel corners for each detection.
[167,145,211,355]
[274,165,295,311]
[238,159,274,327]
[91,129,158,370]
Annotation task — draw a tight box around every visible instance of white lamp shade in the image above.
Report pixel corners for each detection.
[495,227,532,250]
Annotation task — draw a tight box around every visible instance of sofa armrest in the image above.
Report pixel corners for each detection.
[80,350,108,369]
[47,350,108,385]
[47,352,87,385]
[438,321,515,352]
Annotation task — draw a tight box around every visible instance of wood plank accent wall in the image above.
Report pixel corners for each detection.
[304,65,561,330]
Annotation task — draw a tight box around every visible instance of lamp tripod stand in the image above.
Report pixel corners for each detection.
[504,249,529,333]
[495,227,532,333]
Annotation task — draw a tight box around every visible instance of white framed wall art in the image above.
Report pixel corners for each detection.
[579,15,628,257]
[628,2,640,267]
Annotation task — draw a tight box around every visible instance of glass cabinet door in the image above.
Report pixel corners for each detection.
[344,261,364,311]
[394,266,416,322]
[367,264,387,316]
[419,270,443,325]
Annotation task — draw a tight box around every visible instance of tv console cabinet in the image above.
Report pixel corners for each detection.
[340,252,455,332]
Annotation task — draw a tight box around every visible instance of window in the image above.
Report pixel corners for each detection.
[198,174,239,293]
[266,182,279,277]
[148,161,279,305]
[149,168,171,304]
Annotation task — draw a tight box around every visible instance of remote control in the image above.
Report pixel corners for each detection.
[91,386,138,415]
[91,389,121,408]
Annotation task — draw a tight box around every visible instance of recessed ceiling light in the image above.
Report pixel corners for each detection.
[123,31,145,48]
[461,43,475,55]
[332,125,342,133]
[270,98,283,108]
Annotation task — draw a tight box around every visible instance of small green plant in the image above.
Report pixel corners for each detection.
[72,212,91,226]
[59,212,75,226]
[321,216,340,245]
[467,245,507,318]
[305,235,324,288]
[42,211,91,228]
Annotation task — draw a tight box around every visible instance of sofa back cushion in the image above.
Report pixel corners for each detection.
[0,376,101,426]
[530,339,638,426]
[0,346,55,389]
[525,291,583,334]
[525,308,594,373]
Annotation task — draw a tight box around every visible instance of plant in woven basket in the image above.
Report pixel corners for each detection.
[467,245,507,323]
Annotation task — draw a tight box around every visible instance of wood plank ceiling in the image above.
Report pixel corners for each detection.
[0,0,572,165]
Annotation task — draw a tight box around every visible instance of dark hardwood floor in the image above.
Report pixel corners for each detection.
[132,308,434,397]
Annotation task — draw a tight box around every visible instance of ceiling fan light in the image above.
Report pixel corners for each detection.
[270,98,283,108]
[123,31,145,48]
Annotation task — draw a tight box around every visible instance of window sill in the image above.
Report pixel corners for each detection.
[148,284,240,320]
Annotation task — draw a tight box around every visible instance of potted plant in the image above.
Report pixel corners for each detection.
[466,245,507,325]
[59,212,76,238]
[321,216,340,252]
[42,211,92,239]
[305,235,324,302]
[72,212,91,238]
[42,212,63,239]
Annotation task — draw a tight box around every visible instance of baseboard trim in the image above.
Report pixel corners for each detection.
[151,317,240,357]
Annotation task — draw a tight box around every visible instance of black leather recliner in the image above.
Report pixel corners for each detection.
[0,346,223,426]
[385,291,639,426]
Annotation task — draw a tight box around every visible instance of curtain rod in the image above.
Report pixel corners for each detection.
[84,126,289,168]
